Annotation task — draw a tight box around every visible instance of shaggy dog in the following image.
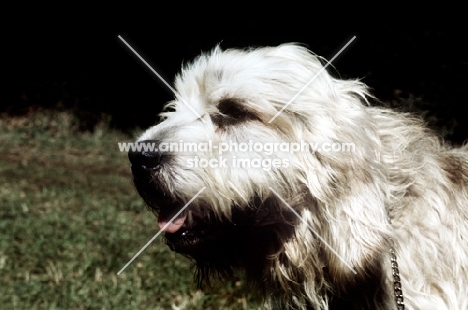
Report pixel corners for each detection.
[128,44,468,309]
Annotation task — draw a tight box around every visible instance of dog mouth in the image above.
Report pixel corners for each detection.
[157,205,187,234]
[130,168,222,254]
[144,197,215,255]
[154,203,211,255]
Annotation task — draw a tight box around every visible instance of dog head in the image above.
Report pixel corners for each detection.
[128,44,390,294]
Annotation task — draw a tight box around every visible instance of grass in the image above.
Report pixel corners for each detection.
[0,110,262,310]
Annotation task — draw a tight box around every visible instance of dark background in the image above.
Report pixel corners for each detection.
[6,11,468,144]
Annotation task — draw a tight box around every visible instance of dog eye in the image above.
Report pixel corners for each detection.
[218,99,248,118]
[212,98,259,126]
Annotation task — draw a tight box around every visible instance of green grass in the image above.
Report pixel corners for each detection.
[0,110,262,309]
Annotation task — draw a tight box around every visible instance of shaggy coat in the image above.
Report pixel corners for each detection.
[129,44,468,310]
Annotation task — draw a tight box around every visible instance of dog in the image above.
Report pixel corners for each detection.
[128,44,468,309]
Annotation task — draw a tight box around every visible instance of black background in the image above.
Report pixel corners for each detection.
[6,9,468,144]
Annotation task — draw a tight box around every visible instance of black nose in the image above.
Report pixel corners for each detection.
[128,140,163,171]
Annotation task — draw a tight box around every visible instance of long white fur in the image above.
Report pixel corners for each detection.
[138,44,468,309]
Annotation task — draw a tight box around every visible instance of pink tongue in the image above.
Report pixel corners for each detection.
[158,213,187,233]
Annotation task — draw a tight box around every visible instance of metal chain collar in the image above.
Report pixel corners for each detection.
[387,205,405,310]
[389,237,405,309]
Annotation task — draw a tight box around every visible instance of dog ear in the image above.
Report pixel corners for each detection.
[297,97,391,281]
[268,47,393,281]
